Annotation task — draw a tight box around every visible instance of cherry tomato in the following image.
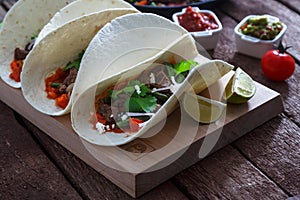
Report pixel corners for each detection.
[261,49,295,81]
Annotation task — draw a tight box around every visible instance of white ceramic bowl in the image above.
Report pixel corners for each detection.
[172,7,222,50]
[234,14,287,58]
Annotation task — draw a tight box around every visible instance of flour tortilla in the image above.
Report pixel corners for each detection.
[0,0,75,88]
[35,0,135,44]
[72,13,189,104]
[71,34,234,146]
[21,9,138,116]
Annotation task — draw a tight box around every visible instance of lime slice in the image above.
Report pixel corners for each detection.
[225,68,256,104]
[182,93,227,124]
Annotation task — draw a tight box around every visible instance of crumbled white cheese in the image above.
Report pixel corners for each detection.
[112,124,115,129]
[149,73,156,84]
[151,76,181,94]
[121,114,128,121]
[95,122,106,134]
[110,114,114,118]
[134,85,141,95]
[106,125,110,131]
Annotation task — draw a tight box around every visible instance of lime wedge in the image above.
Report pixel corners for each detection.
[225,68,256,104]
[182,93,227,124]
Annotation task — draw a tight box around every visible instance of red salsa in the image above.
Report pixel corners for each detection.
[45,68,70,109]
[177,6,219,32]
[44,51,83,109]
[10,36,36,82]
[9,59,23,82]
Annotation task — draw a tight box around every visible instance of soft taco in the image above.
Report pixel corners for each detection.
[0,0,75,88]
[22,12,191,116]
[71,34,234,146]
[35,0,135,44]
[21,9,138,116]
[72,12,190,104]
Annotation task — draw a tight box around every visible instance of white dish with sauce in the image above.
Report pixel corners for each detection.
[172,7,223,50]
[234,14,287,58]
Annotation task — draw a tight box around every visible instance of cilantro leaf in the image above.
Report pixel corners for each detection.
[127,95,157,113]
[63,51,85,71]
[110,80,152,100]
[174,60,198,75]
[165,62,177,77]
[31,33,38,40]
[139,84,151,97]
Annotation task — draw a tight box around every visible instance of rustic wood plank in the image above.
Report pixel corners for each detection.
[176,1,298,197]
[0,70,284,197]
[1,0,17,11]
[172,145,288,200]
[218,0,300,61]
[0,102,82,200]
[233,114,300,196]
[0,5,6,19]
[277,0,300,14]
[211,10,300,125]
[1,0,299,197]
[210,4,300,197]
[19,116,188,200]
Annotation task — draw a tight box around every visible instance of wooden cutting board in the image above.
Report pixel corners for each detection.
[0,73,283,197]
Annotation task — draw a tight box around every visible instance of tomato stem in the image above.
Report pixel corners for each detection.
[277,40,291,54]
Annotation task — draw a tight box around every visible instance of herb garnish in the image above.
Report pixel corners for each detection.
[63,51,85,71]
[166,60,198,83]
[110,80,157,113]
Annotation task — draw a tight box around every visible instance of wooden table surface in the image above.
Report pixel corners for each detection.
[0,0,299,199]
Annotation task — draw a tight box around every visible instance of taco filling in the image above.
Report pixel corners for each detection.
[10,34,37,82]
[45,51,84,109]
[92,59,198,134]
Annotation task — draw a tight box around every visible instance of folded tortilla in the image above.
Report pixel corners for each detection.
[22,12,190,116]
[35,0,135,44]
[72,13,189,104]
[0,0,76,88]
[21,9,138,116]
[71,34,234,146]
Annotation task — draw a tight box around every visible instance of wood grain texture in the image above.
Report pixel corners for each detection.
[277,0,300,13]
[0,0,299,199]
[172,2,299,198]
[219,0,300,60]
[20,116,188,200]
[211,10,300,125]
[0,70,283,197]
[209,4,300,197]
[1,0,17,11]
[0,102,82,200]
[172,145,288,200]
[233,115,300,196]
[0,5,6,19]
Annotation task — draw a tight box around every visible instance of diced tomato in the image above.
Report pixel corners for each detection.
[96,113,107,125]
[129,118,144,132]
[46,87,59,99]
[45,68,67,87]
[113,128,125,134]
[55,93,69,109]
[45,68,69,109]
[136,0,147,5]
[9,59,23,82]
[94,112,125,133]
